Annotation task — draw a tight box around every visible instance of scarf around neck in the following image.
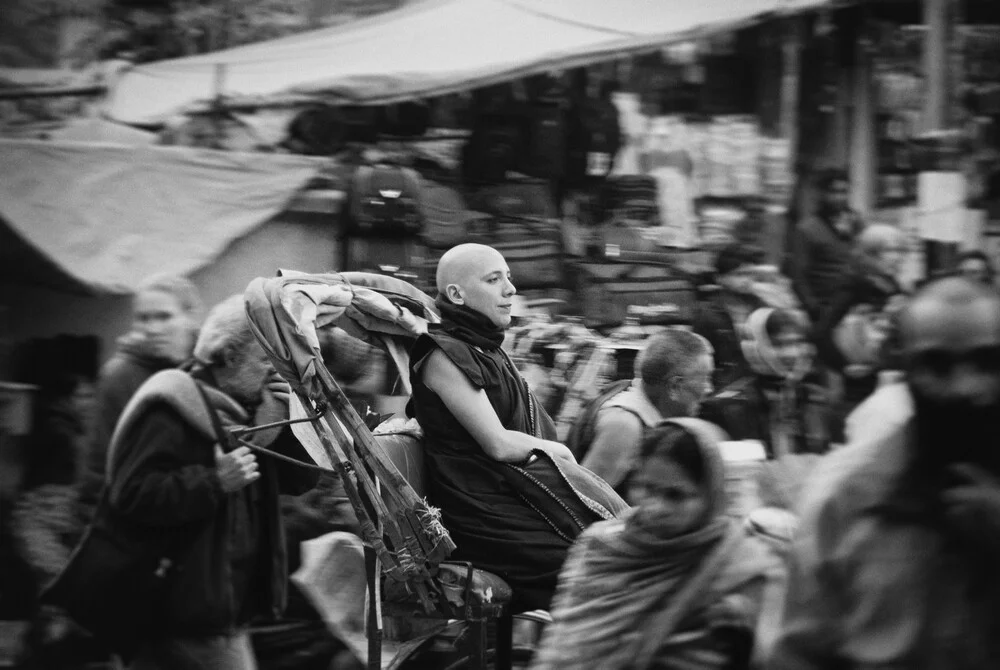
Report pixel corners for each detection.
[432,296,506,350]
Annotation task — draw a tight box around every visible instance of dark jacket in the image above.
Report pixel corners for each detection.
[107,369,317,636]
[692,287,765,391]
[787,209,863,320]
[814,259,903,374]
[80,334,179,508]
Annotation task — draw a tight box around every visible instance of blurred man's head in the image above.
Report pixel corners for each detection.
[714,243,769,296]
[818,168,850,214]
[900,277,1000,473]
[193,294,273,408]
[637,329,714,417]
[436,243,517,328]
[857,224,907,278]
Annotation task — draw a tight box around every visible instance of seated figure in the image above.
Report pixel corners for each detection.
[531,419,783,669]
[407,243,628,612]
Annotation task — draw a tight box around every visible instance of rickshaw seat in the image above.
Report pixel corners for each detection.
[375,421,515,669]
[384,561,512,613]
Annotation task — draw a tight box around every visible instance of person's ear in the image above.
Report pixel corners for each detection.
[446,284,464,305]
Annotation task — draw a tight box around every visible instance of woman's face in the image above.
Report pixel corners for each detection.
[133,289,194,363]
[628,455,708,536]
[772,328,806,373]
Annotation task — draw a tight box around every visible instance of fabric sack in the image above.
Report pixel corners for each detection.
[423,221,564,291]
[467,179,559,221]
[594,221,686,266]
[347,164,424,237]
[603,175,660,227]
[460,111,525,187]
[41,500,183,658]
[418,179,493,249]
[519,100,569,180]
[573,261,696,329]
[566,97,623,189]
[489,216,564,289]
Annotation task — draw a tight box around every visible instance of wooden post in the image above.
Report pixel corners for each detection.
[780,17,804,170]
[850,15,877,217]
[921,0,958,275]
[923,0,950,132]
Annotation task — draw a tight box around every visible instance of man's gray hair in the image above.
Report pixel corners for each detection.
[637,328,713,388]
[193,294,259,366]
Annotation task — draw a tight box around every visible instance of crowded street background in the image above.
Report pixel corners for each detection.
[2,0,1000,669]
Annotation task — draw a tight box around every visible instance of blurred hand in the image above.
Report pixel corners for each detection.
[941,464,1000,543]
[215,445,259,493]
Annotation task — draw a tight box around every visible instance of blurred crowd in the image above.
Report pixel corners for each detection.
[1,166,999,670]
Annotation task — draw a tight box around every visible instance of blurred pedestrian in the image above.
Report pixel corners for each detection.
[787,169,865,323]
[693,243,769,391]
[533,419,782,670]
[79,274,202,510]
[11,373,98,667]
[97,294,317,669]
[769,276,1000,669]
[814,223,908,440]
[737,307,827,456]
[580,329,714,495]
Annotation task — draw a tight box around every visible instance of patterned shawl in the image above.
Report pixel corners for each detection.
[531,418,770,670]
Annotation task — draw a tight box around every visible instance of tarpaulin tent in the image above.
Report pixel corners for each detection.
[0,139,326,294]
[106,0,839,126]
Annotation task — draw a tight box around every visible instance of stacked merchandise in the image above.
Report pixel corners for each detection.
[419,177,567,294]
[697,201,746,251]
[759,138,794,206]
[728,117,762,196]
[341,163,427,280]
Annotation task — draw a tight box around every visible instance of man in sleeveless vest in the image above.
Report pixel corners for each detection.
[581,329,714,496]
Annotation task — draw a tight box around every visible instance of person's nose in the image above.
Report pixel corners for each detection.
[503,277,516,296]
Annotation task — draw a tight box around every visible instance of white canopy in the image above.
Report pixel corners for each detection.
[107,0,836,126]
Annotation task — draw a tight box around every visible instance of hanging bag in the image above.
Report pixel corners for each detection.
[41,380,226,658]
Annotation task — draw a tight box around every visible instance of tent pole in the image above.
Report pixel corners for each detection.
[211,63,228,148]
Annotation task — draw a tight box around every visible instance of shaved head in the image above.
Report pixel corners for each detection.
[901,276,1000,477]
[900,276,1000,353]
[435,243,517,327]
[436,243,505,296]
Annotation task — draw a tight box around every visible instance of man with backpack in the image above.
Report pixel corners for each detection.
[576,329,714,497]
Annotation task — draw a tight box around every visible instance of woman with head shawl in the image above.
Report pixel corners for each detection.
[531,418,783,670]
[407,243,628,612]
[740,307,827,456]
